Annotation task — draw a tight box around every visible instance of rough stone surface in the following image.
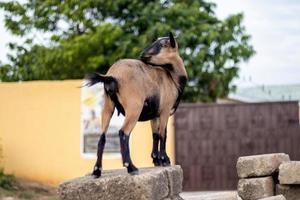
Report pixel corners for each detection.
[279,161,300,184]
[58,165,183,200]
[237,195,243,200]
[276,184,300,200]
[165,166,183,196]
[237,153,290,178]
[238,176,275,200]
[258,195,286,200]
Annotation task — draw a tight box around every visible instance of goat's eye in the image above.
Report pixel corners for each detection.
[160,41,168,47]
[158,43,165,48]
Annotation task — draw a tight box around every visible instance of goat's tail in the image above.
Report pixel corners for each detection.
[84,72,118,95]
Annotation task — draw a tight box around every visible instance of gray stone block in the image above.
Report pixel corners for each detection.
[237,153,290,178]
[279,161,300,184]
[58,165,183,200]
[238,176,275,200]
[165,166,183,196]
[237,195,243,200]
[258,195,286,200]
[181,191,238,200]
[276,184,300,200]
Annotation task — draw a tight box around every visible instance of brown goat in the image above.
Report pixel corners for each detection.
[85,32,187,177]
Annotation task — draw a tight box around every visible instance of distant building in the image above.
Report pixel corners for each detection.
[224,84,300,123]
[228,84,300,104]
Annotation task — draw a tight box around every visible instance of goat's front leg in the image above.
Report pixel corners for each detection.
[151,118,161,166]
[159,129,170,166]
[158,112,171,166]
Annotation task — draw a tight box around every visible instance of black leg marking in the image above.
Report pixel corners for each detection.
[119,130,138,175]
[159,131,170,166]
[151,133,161,166]
[92,133,106,178]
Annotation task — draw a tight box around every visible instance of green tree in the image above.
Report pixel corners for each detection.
[0,0,254,102]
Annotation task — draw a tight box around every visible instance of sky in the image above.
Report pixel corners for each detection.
[213,0,300,87]
[0,1,300,86]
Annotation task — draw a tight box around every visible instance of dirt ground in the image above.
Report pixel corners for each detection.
[0,179,58,200]
[0,177,237,200]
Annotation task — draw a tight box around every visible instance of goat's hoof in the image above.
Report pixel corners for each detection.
[153,157,162,166]
[160,155,171,167]
[127,164,139,175]
[129,169,139,175]
[92,168,101,178]
[152,152,162,166]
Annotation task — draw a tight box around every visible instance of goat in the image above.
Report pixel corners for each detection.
[85,32,187,177]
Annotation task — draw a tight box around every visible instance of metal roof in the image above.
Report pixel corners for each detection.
[228,84,300,104]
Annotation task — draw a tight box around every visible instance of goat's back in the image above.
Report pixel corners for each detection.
[106,59,178,112]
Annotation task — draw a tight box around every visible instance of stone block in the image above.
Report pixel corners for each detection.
[258,195,286,200]
[165,165,183,196]
[276,184,300,200]
[237,195,243,200]
[58,165,183,200]
[238,176,274,200]
[279,161,300,184]
[181,191,238,200]
[237,153,290,178]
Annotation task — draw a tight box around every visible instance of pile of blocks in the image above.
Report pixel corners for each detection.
[236,153,300,200]
[277,161,300,200]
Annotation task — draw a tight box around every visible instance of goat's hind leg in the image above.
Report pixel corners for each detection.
[119,103,142,175]
[151,118,161,166]
[92,95,114,178]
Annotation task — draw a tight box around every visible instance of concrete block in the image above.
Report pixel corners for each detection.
[238,176,274,200]
[276,184,300,200]
[165,166,183,196]
[58,165,183,200]
[237,153,290,178]
[237,195,243,200]
[258,195,286,200]
[181,191,238,200]
[279,161,300,184]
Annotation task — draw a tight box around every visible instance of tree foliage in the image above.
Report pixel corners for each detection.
[0,0,255,102]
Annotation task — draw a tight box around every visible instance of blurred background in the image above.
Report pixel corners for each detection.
[0,0,299,199]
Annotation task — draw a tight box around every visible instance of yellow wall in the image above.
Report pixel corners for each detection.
[0,80,175,186]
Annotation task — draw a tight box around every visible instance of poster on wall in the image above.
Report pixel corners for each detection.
[80,81,124,158]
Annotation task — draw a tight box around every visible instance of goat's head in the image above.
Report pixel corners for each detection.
[140,32,184,73]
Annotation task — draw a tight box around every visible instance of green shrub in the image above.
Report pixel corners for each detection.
[0,170,16,191]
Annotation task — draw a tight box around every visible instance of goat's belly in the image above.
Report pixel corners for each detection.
[111,93,160,121]
[138,95,160,121]
[138,108,159,121]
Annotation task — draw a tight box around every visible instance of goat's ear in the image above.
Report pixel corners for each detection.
[169,32,176,48]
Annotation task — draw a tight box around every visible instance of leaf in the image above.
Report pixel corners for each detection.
[0,0,255,102]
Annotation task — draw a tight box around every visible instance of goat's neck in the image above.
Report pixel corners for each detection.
[171,56,187,79]
[167,56,187,93]
[168,56,187,115]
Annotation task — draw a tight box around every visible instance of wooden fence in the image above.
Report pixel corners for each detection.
[174,102,300,190]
